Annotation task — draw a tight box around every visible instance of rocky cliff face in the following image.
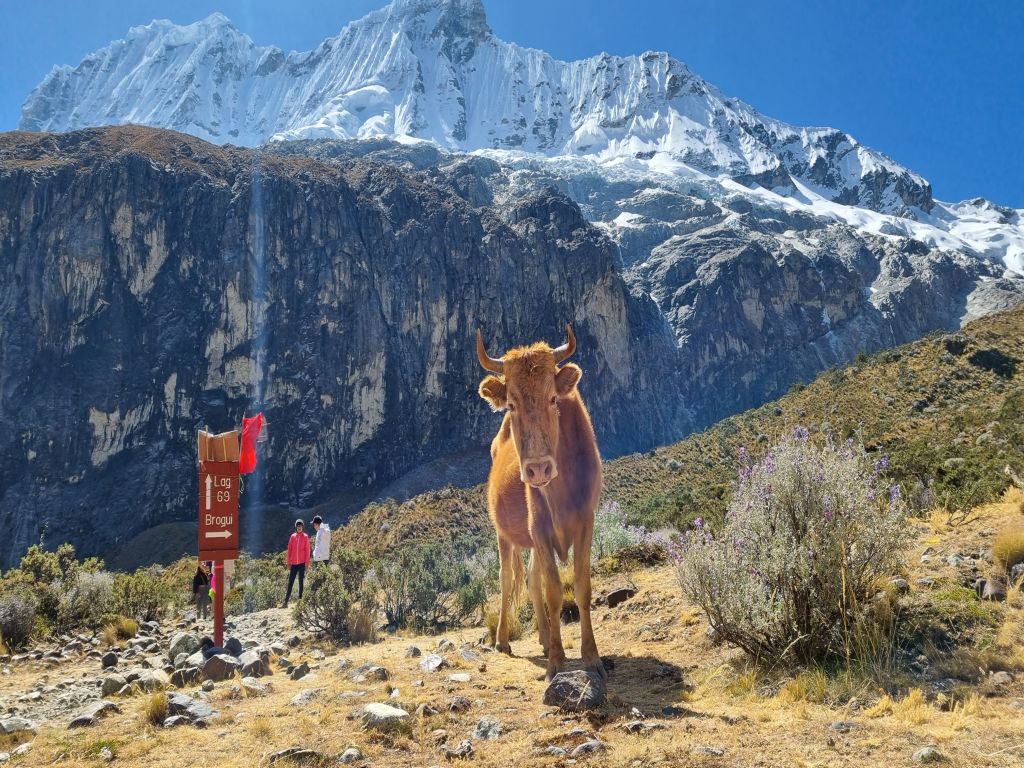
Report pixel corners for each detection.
[0,126,685,568]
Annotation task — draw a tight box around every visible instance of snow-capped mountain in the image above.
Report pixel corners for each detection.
[22,0,932,216]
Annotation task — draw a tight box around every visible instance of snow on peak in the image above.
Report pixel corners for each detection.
[20,0,931,215]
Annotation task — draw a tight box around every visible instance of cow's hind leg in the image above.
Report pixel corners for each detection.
[573,519,605,679]
[528,550,549,655]
[495,536,516,655]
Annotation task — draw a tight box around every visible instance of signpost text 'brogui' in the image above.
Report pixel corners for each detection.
[198,461,240,562]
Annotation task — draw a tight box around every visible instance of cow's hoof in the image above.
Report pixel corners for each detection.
[495,641,512,655]
[585,657,608,680]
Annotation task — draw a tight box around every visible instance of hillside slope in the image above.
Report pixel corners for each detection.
[337,304,1024,554]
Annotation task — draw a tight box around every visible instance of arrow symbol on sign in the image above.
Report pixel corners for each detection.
[204,531,232,540]
[205,474,212,511]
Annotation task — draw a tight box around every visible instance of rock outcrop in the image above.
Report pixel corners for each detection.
[0,126,683,567]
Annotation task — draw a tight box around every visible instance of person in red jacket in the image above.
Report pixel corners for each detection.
[280,519,311,608]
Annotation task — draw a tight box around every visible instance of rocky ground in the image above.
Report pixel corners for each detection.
[2,492,1024,767]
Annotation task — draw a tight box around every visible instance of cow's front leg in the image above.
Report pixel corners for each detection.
[573,521,605,679]
[495,536,515,655]
[533,541,566,681]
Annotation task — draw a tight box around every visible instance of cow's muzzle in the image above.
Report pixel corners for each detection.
[521,456,558,487]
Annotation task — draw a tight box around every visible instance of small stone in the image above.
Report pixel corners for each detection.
[543,670,607,712]
[621,720,667,735]
[289,662,311,681]
[202,654,241,682]
[269,747,324,765]
[889,577,909,595]
[406,646,422,658]
[101,674,127,697]
[571,740,606,757]
[472,716,502,740]
[290,688,323,707]
[163,715,193,728]
[166,692,216,723]
[829,721,860,733]
[224,637,243,657]
[989,671,1014,687]
[696,746,725,756]
[354,702,410,733]
[339,747,362,764]
[287,635,302,648]
[167,633,201,662]
[448,696,471,713]
[420,654,446,673]
[415,703,439,717]
[913,746,942,763]
[982,579,1007,602]
[441,739,474,759]
[604,586,638,608]
[544,746,567,756]
[201,679,215,692]
[447,673,471,683]
[349,664,389,683]
[437,638,455,652]
[101,651,118,668]
[0,717,37,737]
[99,746,113,761]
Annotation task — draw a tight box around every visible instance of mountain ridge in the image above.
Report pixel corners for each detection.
[21,0,933,217]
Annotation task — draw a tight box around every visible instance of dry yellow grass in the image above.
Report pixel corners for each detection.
[6,467,1024,767]
[993,525,1024,571]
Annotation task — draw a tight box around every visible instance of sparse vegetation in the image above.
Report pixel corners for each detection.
[676,429,909,665]
[0,590,36,650]
[111,568,172,622]
[992,526,1024,572]
[142,692,168,726]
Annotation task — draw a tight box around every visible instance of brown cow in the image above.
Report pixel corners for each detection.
[476,325,604,682]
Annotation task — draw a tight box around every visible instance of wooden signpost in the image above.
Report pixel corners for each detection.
[198,434,241,649]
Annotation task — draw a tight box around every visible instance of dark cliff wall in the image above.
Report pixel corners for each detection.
[0,127,685,567]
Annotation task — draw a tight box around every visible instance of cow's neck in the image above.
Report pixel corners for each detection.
[534,393,599,512]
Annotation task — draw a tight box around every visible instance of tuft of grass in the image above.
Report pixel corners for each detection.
[892,688,933,725]
[992,526,1024,572]
[348,608,377,645]
[484,607,523,645]
[725,666,759,697]
[85,739,118,759]
[865,695,894,718]
[102,616,139,646]
[777,669,828,704]
[141,692,168,726]
[0,634,8,655]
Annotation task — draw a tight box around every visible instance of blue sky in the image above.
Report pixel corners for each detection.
[2,0,1021,205]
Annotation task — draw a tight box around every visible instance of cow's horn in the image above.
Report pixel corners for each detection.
[476,329,504,373]
[553,324,576,364]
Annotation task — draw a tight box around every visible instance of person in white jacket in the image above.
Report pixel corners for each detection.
[311,515,331,567]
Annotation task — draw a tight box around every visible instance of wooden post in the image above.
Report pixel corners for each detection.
[214,561,226,648]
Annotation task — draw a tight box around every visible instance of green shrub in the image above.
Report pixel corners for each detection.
[676,429,909,665]
[0,590,37,650]
[372,538,490,631]
[292,566,356,643]
[56,571,114,633]
[224,554,284,616]
[112,569,170,622]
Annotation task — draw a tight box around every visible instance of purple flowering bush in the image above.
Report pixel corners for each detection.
[592,501,663,562]
[676,428,909,664]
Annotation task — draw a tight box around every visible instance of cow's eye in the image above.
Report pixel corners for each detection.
[550,395,557,405]
[507,402,515,412]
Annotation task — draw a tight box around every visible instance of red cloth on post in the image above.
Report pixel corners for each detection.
[240,413,264,474]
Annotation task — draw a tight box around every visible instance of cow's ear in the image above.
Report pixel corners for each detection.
[479,376,507,410]
[555,363,582,398]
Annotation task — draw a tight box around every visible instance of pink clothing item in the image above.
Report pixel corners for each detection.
[287,532,311,566]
